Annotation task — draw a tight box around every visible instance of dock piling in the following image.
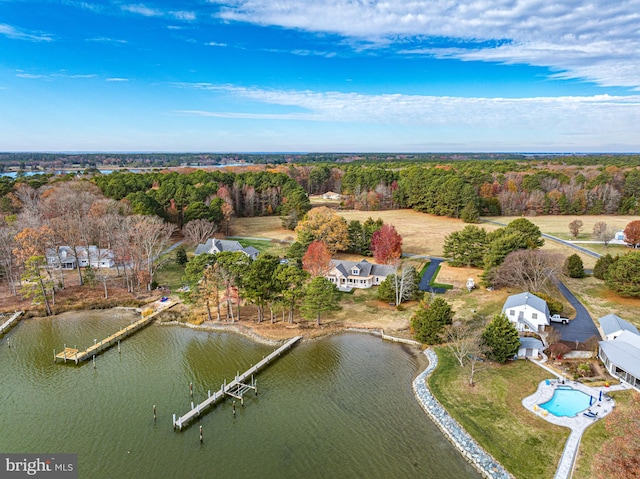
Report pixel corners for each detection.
[190,382,193,397]
[93,355,96,369]
[199,425,203,443]
[233,401,236,416]
[153,404,156,421]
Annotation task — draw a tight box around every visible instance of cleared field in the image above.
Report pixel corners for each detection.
[494,215,640,238]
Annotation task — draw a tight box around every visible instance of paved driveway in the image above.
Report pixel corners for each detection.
[552,280,601,343]
[418,258,447,293]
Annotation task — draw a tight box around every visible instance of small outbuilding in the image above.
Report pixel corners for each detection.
[517,337,544,359]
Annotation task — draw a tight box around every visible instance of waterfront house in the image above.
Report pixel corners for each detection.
[194,238,259,260]
[501,292,550,333]
[325,259,395,291]
[599,329,640,391]
[598,313,640,341]
[45,245,115,269]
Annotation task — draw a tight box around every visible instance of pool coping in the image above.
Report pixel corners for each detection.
[522,379,616,479]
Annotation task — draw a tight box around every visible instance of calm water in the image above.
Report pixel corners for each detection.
[0,310,479,479]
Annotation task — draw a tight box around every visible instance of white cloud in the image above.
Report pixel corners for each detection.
[212,0,640,89]
[16,73,48,79]
[121,4,162,17]
[106,77,129,82]
[173,84,640,147]
[171,11,196,21]
[0,23,52,42]
[206,41,227,47]
[85,37,128,44]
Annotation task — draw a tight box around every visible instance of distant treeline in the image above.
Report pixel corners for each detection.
[4,152,640,170]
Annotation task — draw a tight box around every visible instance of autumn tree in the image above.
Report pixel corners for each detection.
[182,219,218,245]
[492,249,563,293]
[215,251,251,321]
[127,215,176,290]
[295,207,349,254]
[377,266,419,306]
[410,297,454,344]
[623,220,640,248]
[592,221,616,246]
[301,276,341,326]
[20,256,53,315]
[0,223,18,295]
[482,313,520,363]
[593,393,640,479]
[568,219,583,239]
[371,224,403,264]
[302,240,332,277]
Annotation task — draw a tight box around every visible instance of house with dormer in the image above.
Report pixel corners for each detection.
[45,245,115,269]
[194,238,259,260]
[598,313,640,341]
[325,259,395,291]
[502,292,550,333]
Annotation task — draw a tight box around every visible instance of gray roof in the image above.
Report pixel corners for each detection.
[329,259,396,278]
[194,239,214,256]
[599,314,639,337]
[519,337,544,350]
[243,246,260,256]
[600,330,640,379]
[502,292,550,317]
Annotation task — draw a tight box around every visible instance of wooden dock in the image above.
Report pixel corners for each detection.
[173,335,302,431]
[54,302,176,364]
[0,311,23,336]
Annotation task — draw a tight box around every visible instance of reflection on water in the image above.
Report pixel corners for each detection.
[0,310,479,479]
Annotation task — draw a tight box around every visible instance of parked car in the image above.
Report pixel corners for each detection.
[550,314,569,324]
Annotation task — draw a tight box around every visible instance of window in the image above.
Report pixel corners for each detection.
[532,313,538,320]
[352,268,359,275]
[509,310,515,316]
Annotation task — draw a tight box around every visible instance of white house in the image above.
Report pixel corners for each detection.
[517,337,544,359]
[598,313,640,341]
[194,238,259,260]
[502,292,550,333]
[599,330,640,391]
[322,191,341,200]
[325,259,395,291]
[46,245,115,269]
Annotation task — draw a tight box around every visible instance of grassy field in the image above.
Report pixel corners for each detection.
[428,348,569,479]
[573,390,639,479]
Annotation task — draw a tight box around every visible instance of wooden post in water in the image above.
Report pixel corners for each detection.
[199,425,203,443]
[190,382,193,397]
[232,401,236,416]
[53,349,56,362]
[173,414,176,429]
[6,338,10,349]
[118,340,121,354]
[93,355,96,369]
[153,404,156,422]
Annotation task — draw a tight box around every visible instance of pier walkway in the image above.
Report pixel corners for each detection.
[0,311,23,336]
[55,301,177,364]
[173,335,302,430]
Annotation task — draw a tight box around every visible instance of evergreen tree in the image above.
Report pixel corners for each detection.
[482,314,520,363]
[410,297,454,344]
[460,201,480,223]
[564,254,585,278]
[593,254,615,280]
[606,252,640,297]
[175,245,188,266]
[506,218,544,248]
[443,225,488,267]
[301,277,341,326]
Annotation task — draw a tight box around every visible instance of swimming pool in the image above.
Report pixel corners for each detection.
[539,386,593,417]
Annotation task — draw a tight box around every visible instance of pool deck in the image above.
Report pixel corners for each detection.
[522,379,619,479]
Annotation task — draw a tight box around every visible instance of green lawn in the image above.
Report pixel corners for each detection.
[428,348,569,479]
[231,237,289,256]
[154,260,186,292]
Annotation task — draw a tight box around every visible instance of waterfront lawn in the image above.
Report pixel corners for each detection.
[155,260,185,292]
[428,348,569,479]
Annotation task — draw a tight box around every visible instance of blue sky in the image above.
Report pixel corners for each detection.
[1,0,640,152]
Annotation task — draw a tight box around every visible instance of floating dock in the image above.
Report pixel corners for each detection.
[54,302,176,364]
[0,311,23,336]
[173,335,302,430]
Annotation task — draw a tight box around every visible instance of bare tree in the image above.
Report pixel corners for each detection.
[128,215,176,291]
[492,249,564,293]
[393,264,417,307]
[568,219,584,239]
[182,219,218,245]
[443,319,487,386]
[592,221,616,246]
[0,223,19,295]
